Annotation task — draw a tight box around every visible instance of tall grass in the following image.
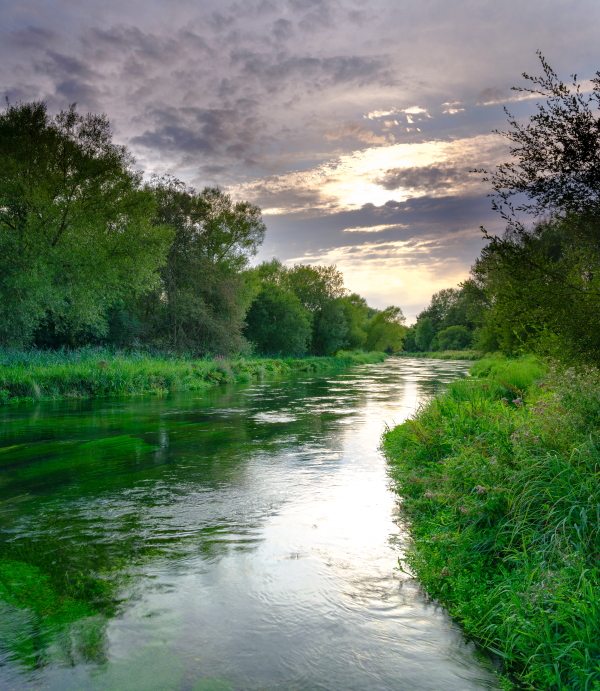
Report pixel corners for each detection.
[383,356,600,690]
[0,347,387,405]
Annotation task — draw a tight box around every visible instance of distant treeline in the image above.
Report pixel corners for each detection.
[0,101,405,357]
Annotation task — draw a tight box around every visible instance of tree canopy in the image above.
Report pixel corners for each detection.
[0,101,172,346]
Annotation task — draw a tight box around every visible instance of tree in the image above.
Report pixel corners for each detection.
[470,56,600,363]
[339,293,369,350]
[437,325,473,351]
[470,215,600,361]
[415,317,435,351]
[282,264,349,354]
[364,306,407,353]
[478,52,600,223]
[244,284,311,356]
[0,101,172,346]
[139,176,265,354]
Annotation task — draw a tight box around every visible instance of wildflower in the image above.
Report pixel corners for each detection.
[512,398,523,407]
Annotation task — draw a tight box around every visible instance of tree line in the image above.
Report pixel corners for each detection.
[0,101,406,357]
[405,54,600,365]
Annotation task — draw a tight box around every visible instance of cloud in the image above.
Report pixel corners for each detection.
[323,120,390,145]
[230,133,507,214]
[131,105,265,163]
[343,223,407,232]
[375,164,471,192]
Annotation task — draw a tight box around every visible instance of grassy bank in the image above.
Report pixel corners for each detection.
[383,356,600,690]
[399,350,484,360]
[0,348,387,405]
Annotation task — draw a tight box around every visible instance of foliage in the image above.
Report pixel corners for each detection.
[466,56,600,364]
[437,325,473,351]
[339,293,370,350]
[138,176,265,355]
[243,283,311,356]
[0,101,172,347]
[415,317,435,351]
[247,261,401,357]
[0,347,388,404]
[384,357,600,689]
[364,306,407,353]
[469,215,600,363]
[477,52,600,222]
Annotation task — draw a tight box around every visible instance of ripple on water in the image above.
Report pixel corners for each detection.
[0,357,501,691]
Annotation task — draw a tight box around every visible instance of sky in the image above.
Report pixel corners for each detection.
[2,0,599,321]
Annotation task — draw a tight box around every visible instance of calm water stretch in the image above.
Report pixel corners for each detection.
[0,358,501,691]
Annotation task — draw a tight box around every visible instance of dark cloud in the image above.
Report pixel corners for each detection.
[272,18,294,40]
[375,164,472,192]
[131,106,264,162]
[8,26,57,49]
[324,120,389,144]
[258,193,503,260]
[232,51,390,87]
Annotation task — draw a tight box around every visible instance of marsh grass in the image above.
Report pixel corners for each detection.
[0,347,387,405]
[383,357,600,690]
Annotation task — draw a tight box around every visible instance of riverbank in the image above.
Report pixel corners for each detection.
[383,356,600,690]
[0,348,387,405]
[398,350,484,360]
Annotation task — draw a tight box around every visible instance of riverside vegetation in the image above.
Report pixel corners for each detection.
[384,56,600,690]
[384,356,600,689]
[0,348,386,405]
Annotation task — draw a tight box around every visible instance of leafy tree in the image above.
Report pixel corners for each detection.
[471,56,600,363]
[402,326,418,352]
[415,317,435,351]
[311,299,349,355]
[364,306,407,353]
[470,215,600,361]
[0,101,172,346]
[282,264,349,354]
[244,284,311,356]
[339,293,369,350]
[436,325,473,350]
[477,52,600,223]
[139,176,265,354]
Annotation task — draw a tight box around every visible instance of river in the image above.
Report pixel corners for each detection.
[0,357,501,691]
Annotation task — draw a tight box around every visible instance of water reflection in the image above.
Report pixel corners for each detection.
[0,358,501,690]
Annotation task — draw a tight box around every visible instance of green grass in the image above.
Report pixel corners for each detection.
[383,356,600,690]
[399,350,485,360]
[0,347,387,405]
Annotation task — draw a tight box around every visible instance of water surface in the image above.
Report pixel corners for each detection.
[0,357,501,691]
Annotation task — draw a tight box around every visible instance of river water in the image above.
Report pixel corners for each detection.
[0,357,501,691]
